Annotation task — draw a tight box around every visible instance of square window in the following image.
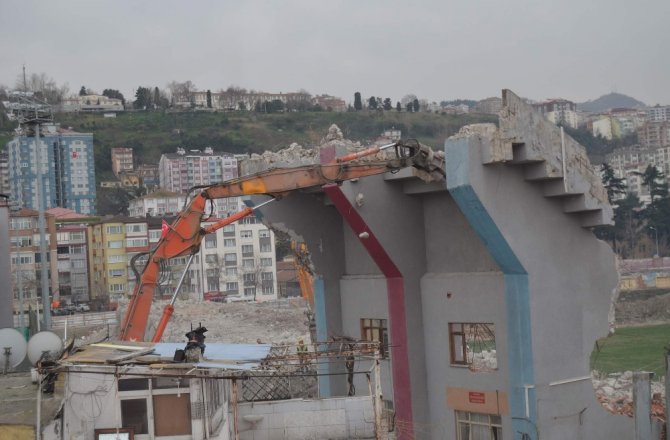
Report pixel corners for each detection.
[449,323,497,372]
[361,318,388,358]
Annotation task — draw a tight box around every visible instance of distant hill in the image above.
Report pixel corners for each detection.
[578,93,646,113]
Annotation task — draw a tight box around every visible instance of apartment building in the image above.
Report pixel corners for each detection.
[646,105,670,122]
[61,94,124,113]
[111,147,134,176]
[129,191,247,219]
[130,197,279,302]
[0,152,9,195]
[7,123,97,215]
[638,121,670,149]
[200,215,278,302]
[87,217,152,301]
[136,164,159,189]
[159,148,238,191]
[312,94,347,112]
[159,148,241,216]
[533,98,580,128]
[9,208,59,303]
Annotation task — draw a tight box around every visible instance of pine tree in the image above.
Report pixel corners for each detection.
[354,92,362,111]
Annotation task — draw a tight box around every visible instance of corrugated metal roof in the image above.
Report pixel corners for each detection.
[153,342,272,369]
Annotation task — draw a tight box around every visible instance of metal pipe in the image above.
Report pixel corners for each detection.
[169,253,196,306]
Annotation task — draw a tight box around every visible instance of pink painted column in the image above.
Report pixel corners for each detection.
[323,183,414,439]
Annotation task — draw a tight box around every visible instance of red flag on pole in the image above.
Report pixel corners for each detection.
[161,220,169,238]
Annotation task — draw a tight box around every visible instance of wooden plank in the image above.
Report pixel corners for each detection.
[106,348,156,364]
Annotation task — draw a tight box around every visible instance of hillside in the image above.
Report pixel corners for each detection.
[50,110,496,181]
[578,93,646,113]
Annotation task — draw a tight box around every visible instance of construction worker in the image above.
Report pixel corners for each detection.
[297,337,308,371]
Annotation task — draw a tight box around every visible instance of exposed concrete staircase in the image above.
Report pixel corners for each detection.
[481,89,613,228]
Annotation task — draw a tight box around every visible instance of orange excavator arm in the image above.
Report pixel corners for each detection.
[119,140,444,342]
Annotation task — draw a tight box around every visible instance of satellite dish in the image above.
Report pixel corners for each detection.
[0,328,28,370]
[27,331,63,365]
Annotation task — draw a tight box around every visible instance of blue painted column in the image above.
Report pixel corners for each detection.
[446,138,537,440]
[314,276,332,397]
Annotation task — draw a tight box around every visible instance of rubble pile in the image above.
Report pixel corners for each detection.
[241,124,387,175]
[118,298,311,345]
[592,371,666,421]
[469,349,498,371]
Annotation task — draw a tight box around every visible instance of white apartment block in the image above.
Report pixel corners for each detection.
[606,144,670,204]
[61,94,124,113]
[200,216,278,302]
[129,192,247,219]
[133,208,279,303]
[533,99,580,128]
[647,106,670,122]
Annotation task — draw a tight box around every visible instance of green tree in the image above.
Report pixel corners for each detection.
[413,98,420,112]
[405,102,413,112]
[601,163,626,203]
[206,89,212,108]
[638,165,667,201]
[396,101,402,112]
[238,101,247,111]
[594,163,627,251]
[614,193,644,258]
[134,86,153,109]
[368,96,377,110]
[354,92,362,111]
[102,89,125,105]
[79,86,87,96]
[383,98,392,111]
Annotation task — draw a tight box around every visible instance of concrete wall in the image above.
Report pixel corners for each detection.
[236,396,374,440]
[62,369,229,440]
[447,122,633,439]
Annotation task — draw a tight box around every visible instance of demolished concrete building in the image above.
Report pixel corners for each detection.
[248,90,636,439]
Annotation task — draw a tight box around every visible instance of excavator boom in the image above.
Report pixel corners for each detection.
[119,141,444,341]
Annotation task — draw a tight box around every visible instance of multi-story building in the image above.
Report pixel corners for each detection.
[129,198,278,302]
[61,94,124,113]
[7,124,96,215]
[128,192,187,218]
[312,95,347,112]
[533,98,580,128]
[111,147,134,176]
[646,105,670,122]
[9,208,59,304]
[200,215,278,302]
[51,209,91,303]
[159,148,241,215]
[638,121,670,149]
[0,152,10,195]
[137,164,160,189]
[87,217,152,301]
[159,148,238,192]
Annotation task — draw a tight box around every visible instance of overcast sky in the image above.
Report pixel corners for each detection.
[1,0,668,105]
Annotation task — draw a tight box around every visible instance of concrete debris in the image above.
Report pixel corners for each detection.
[592,371,666,421]
[469,349,497,371]
[117,298,311,345]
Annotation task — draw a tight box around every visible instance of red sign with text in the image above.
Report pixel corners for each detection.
[468,392,486,404]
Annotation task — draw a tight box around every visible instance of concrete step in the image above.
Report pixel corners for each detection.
[523,162,563,181]
[507,143,545,165]
[543,180,583,198]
